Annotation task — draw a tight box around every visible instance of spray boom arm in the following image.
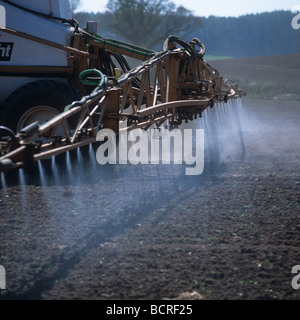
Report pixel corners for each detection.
[0,26,245,173]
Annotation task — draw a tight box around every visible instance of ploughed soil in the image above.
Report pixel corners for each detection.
[1,55,300,301]
[212,53,300,86]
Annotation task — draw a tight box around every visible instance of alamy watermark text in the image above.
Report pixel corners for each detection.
[95,122,205,176]
[0,265,6,290]
[292,5,300,30]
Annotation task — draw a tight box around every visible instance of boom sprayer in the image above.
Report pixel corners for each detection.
[0,1,245,174]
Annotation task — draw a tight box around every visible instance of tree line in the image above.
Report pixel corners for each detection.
[72,0,299,58]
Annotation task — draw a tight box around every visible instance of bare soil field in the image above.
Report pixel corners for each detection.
[212,53,300,100]
[212,53,300,85]
[0,54,300,301]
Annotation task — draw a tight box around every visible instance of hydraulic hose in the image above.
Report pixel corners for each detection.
[191,37,206,58]
[64,69,108,111]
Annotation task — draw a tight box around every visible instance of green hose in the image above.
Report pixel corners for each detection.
[82,30,155,58]
[64,69,107,111]
[79,69,105,87]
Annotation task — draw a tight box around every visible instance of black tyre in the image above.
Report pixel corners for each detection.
[0,80,82,133]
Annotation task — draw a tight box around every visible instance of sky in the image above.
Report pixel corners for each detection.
[77,0,298,17]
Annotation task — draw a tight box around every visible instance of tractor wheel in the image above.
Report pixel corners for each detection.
[0,80,81,133]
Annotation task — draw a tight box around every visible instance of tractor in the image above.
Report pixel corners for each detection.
[0,0,245,173]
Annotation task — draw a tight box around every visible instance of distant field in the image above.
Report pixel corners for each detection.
[205,55,233,61]
[208,54,300,100]
[210,53,300,84]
